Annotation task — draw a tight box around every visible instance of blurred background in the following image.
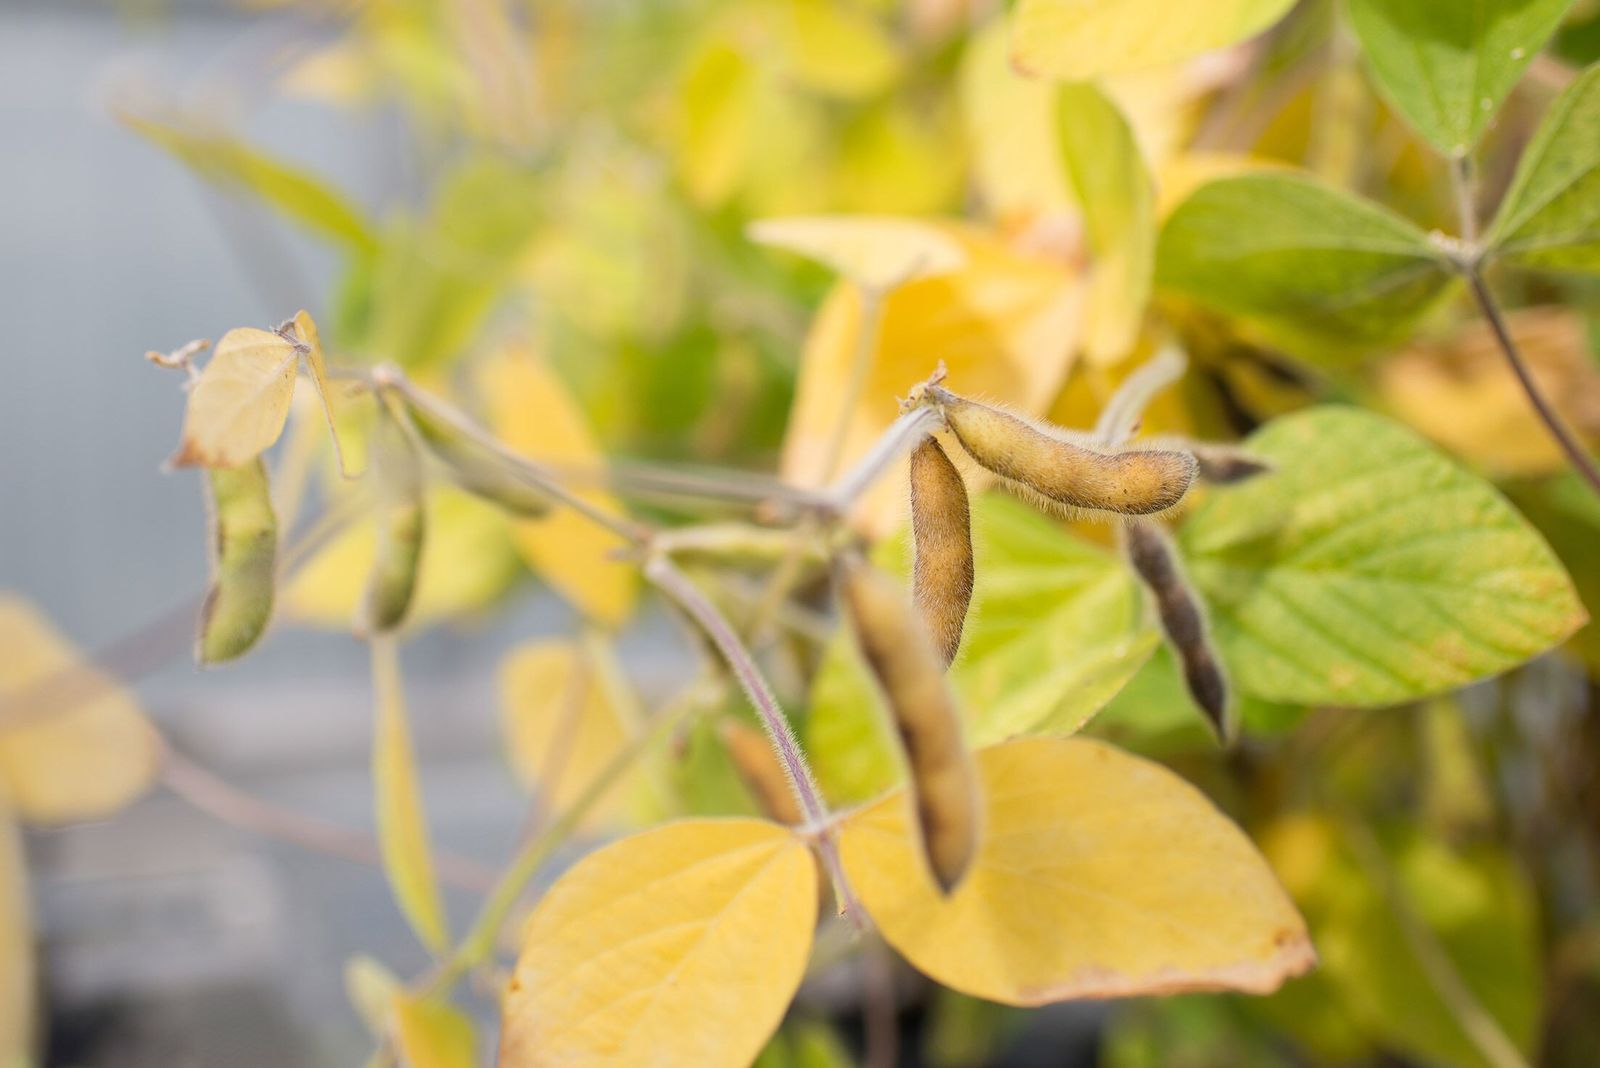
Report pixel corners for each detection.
[5,0,1600,1066]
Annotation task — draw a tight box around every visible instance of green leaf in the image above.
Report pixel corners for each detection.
[807,493,1157,803]
[197,458,277,664]
[1176,406,1586,707]
[1010,0,1298,81]
[1055,83,1155,362]
[1346,0,1575,157]
[1157,173,1454,360]
[123,114,376,254]
[1262,817,1542,1068]
[370,638,449,954]
[1486,62,1600,273]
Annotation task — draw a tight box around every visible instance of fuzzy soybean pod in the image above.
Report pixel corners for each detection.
[910,437,975,668]
[1123,522,1231,741]
[838,553,980,893]
[718,718,805,827]
[399,393,552,518]
[197,458,277,664]
[929,387,1198,517]
[359,405,426,636]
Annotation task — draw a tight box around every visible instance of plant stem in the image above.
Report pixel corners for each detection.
[1344,822,1531,1068]
[379,367,652,546]
[1447,158,1600,498]
[829,405,941,510]
[643,555,866,929]
[1465,271,1600,497]
[429,676,722,990]
[159,739,498,893]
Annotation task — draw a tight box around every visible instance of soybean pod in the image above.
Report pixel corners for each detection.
[929,387,1197,517]
[838,553,979,893]
[909,437,974,668]
[1123,522,1231,742]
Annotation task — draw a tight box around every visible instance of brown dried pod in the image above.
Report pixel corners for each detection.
[909,437,974,668]
[718,719,804,827]
[929,387,1198,517]
[1188,442,1274,485]
[838,553,979,892]
[1123,522,1231,741]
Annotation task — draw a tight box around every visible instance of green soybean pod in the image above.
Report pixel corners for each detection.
[1124,521,1231,742]
[909,436,974,668]
[930,387,1198,517]
[197,457,278,664]
[400,393,551,518]
[838,553,979,893]
[360,405,426,636]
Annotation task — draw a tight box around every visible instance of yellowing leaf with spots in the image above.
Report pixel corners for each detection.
[1,815,32,1068]
[282,486,521,631]
[1011,0,1297,81]
[781,226,1082,535]
[499,639,640,828]
[1177,407,1587,706]
[0,595,157,825]
[479,346,637,628]
[841,737,1313,1004]
[749,215,966,292]
[171,327,302,469]
[500,819,817,1068]
[371,638,449,954]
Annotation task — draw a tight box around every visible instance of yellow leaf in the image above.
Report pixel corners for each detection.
[344,954,400,1037]
[0,815,32,1068]
[170,327,301,469]
[1376,307,1600,478]
[479,346,637,628]
[840,737,1314,1004]
[282,486,520,630]
[0,596,157,824]
[960,20,1075,228]
[776,0,905,99]
[674,36,761,208]
[1010,0,1296,81]
[780,225,1082,535]
[498,639,639,827]
[749,215,967,292]
[370,638,449,954]
[501,819,817,1068]
[290,310,353,477]
[394,994,477,1068]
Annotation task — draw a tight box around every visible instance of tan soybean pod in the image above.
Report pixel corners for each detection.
[1123,522,1232,742]
[718,719,805,827]
[838,553,979,892]
[909,436,974,668]
[930,387,1198,517]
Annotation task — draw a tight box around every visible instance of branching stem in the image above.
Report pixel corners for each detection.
[1448,160,1600,498]
[643,555,865,929]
